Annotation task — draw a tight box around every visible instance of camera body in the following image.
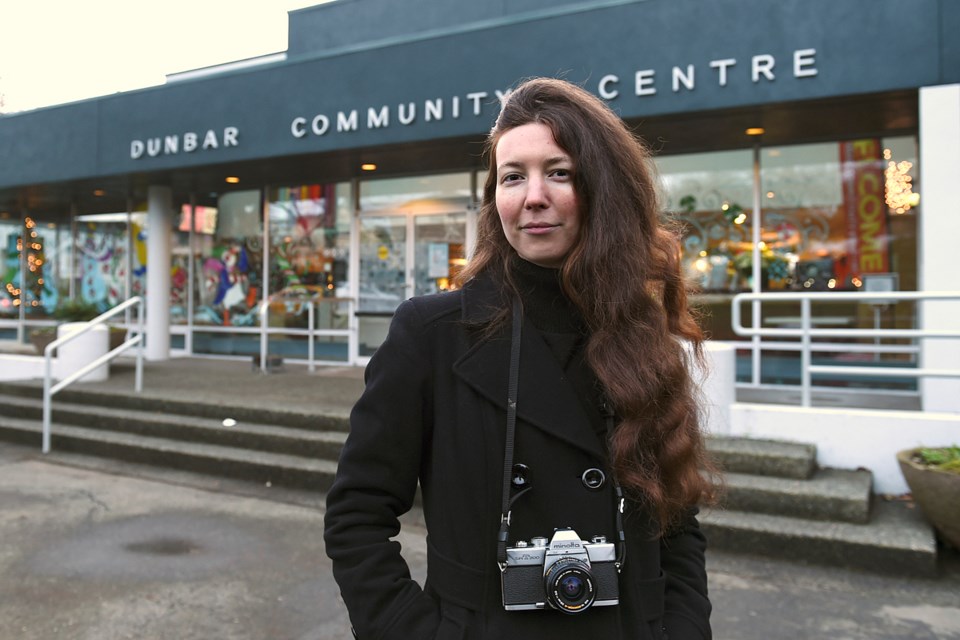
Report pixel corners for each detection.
[501,528,619,614]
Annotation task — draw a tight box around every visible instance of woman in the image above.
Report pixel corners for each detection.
[324,77,716,639]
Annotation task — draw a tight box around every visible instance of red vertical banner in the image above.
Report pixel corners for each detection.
[840,139,889,277]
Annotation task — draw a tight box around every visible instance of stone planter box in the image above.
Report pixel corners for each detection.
[897,448,960,550]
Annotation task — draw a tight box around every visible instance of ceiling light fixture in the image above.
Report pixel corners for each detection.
[745,127,765,136]
[225,176,240,184]
[361,163,377,171]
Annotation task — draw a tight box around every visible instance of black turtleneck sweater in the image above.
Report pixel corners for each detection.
[510,258,609,444]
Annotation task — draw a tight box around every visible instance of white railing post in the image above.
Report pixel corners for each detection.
[259,302,269,374]
[42,353,53,454]
[42,296,145,453]
[308,301,316,373]
[731,291,960,408]
[135,300,144,392]
[801,297,812,408]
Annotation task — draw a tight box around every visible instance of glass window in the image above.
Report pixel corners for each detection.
[75,214,132,312]
[759,137,917,294]
[414,213,465,296]
[193,190,263,328]
[266,183,352,351]
[656,149,755,293]
[172,204,213,325]
[356,172,470,356]
[268,184,350,297]
[360,172,472,213]
[656,138,918,298]
[1,217,24,319]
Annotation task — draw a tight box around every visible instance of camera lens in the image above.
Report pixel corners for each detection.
[544,558,596,614]
[560,575,584,599]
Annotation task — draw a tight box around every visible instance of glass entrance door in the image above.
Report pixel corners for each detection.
[356,211,466,357]
[413,212,466,297]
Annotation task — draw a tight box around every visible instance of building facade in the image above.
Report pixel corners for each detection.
[1,0,958,421]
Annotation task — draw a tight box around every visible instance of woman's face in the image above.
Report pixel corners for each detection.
[495,123,581,269]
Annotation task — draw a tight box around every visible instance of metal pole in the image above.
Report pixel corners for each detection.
[125,197,133,326]
[186,194,195,354]
[17,212,27,343]
[261,187,271,373]
[309,301,316,373]
[873,305,881,363]
[349,179,361,364]
[135,299,144,392]
[801,297,812,407]
[69,203,78,300]
[260,303,269,374]
[42,352,52,453]
[751,141,763,385]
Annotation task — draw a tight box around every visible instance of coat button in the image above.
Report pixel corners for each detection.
[512,463,530,488]
[581,468,606,491]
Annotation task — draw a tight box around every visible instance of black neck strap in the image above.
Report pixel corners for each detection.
[496,300,525,564]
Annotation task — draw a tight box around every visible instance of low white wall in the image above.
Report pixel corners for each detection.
[731,403,960,494]
[0,354,49,381]
[0,325,109,383]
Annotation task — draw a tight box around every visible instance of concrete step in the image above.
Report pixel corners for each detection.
[707,435,816,479]
[0,381,351,432]
[721,468,873,524]
[700,499,938,578]
[0,416,339,492]
[0,381,938,578]
[0,393,346,461]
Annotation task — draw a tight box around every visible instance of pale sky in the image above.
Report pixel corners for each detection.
[0,0,324,113]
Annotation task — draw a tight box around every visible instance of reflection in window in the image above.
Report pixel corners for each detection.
[657,138,918,296]
[360,173,472,213]
[74,213,138,312]
[0,216,84,320]
[267,183,351,330]
[657,149,754,292]
[193,190,262,327]
[1,219,28,317]
[414,213,465,297]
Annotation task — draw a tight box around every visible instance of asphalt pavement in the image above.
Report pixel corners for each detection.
[2,356,960,639]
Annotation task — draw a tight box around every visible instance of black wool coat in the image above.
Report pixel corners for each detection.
[324,275,711,640]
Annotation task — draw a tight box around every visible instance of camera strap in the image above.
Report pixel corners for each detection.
[497,299,526,565]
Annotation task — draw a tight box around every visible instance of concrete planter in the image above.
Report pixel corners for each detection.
[57,322,109,382]
[897,448,960,550]
[31,326,126,356]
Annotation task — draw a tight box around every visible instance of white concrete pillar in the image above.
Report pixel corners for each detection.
[686,341,736,434]
[919,84,960,413]
[146,185,172,361]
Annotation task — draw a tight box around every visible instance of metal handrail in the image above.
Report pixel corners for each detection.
[732,291,960,407]
[43,297,144,453]
[258,297,353,374]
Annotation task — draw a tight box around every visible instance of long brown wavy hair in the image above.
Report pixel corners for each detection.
[457,77,718,532]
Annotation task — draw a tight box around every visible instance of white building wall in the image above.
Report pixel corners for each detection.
[919,84,960,413]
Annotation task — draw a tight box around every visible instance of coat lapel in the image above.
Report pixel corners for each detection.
[452,278,606,460]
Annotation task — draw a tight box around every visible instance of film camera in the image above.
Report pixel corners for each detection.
[501,528,620,614]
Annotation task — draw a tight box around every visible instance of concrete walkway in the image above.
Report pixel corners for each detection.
[3,356,960,639]
[2,442,959,640]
